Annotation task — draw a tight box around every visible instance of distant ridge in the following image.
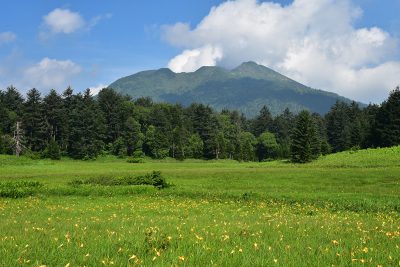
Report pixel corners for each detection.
[109,62,358,117]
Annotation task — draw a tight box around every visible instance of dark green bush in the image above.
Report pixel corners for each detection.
[127,157,145,163]
[43,140,61,160]
[69,171,169,189]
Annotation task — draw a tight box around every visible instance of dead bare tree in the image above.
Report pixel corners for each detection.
[13,121,23,157]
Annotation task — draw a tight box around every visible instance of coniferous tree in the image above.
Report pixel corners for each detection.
[98,88,126,144]
[23,88,46,151]
[2,86,24,133]
[3,86,24,114]
[43,89,66,144]
[325,101,351,152]
[348,102,364,148]
[0,90,6,133]
[251,105,273,137]
[187,103,215,158]
[363,104,380,147]
[61,87,75,151]
[373,87,400,147]
[291,110,320,163]
[68,89,105,159]
[272,108,295,158]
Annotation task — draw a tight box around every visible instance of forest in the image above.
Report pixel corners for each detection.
[0,86,399,162]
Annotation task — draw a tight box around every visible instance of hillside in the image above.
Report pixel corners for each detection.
[109,62,357,117]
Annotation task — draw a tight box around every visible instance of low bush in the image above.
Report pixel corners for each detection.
[69,171,169,189]
[127,157,145,163]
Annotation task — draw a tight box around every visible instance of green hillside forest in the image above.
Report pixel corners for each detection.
[109,62,357,117]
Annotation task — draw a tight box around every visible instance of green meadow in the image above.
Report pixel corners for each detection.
[1,146,400,266]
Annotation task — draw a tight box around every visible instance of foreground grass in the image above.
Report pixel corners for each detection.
[1,146,400,266]
[1,196,399,266]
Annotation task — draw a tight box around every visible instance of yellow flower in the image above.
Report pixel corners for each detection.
[332,240,339,245]
[178,256,185,261]
[195,234,204,240]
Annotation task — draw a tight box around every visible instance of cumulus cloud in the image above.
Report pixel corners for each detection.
[168,45,223,73]
[23,58,82,90]
[0,31,16,44]
[43,8,85,34]
[163,0,400,103]
[40,8,111,38]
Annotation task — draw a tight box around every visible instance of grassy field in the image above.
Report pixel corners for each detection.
[0,147,399,266]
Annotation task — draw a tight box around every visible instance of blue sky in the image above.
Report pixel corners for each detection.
[0,0,399,103]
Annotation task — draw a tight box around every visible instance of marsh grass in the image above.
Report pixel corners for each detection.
[0,146,399,266]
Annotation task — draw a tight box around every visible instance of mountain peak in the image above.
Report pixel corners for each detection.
[109,62,356,117]
[231,61,283,80]
[237,61,260,67]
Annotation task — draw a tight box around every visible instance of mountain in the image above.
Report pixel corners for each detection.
[109,62,357,117]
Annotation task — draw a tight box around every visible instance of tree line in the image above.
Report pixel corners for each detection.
[0,86,399,162]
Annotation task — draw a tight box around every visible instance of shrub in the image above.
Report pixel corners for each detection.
[43,140,61,160]
[127,150,146,163]
[127,157,145,163]
[69,171,169,189]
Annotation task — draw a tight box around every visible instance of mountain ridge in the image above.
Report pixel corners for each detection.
[109,62,358,117]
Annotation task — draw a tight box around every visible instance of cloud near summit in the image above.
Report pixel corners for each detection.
[163,0,400,103]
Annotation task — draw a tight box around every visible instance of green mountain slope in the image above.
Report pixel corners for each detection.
[109,62,356,117]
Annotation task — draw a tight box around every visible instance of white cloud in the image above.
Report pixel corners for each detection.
[163,0,400,103]
[0,31,16,44]
[168,45,223,73]
[89,83,109,95]
[43,8,85,34]
[40,8,111,38]
[23,58,82,90]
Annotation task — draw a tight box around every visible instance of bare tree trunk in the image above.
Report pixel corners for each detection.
[13,121,23,157]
